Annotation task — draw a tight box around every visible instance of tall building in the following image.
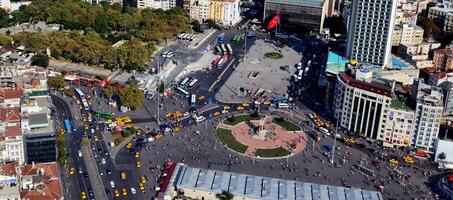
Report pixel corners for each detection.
[411,79,443,153]
[137,0,177,10]
[346,0,397,67]
[189,0,209,22]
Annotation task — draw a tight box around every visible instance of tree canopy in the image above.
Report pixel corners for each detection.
[47,75,65,89]
[31,53,49,68]
[119,83,144,110]
[417,16,440,38]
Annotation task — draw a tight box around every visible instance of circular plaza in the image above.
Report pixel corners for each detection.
[216,113,308,158]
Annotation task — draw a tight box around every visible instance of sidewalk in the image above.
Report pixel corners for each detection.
[82,143,107,200]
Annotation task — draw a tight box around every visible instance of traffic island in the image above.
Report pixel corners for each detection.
[217,114,307,158]
[264,52,284,59]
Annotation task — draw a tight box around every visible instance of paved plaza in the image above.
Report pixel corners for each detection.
[218,115,307,157]
[216,39,302,103]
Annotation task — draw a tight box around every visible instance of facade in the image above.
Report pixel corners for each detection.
[381,96,415,147]
[398,0,428,14]
[433,48,453,72]
[391,24,424,46]
[164,163,383,200]
[263,0,332,33]
[346,0,397,67]
[439,81,453,117]
[207,0,240,26]
[428,2,453,32]
[411,79,443,153]
[394,10,418,25]
[397,41,441,69]
[334,69,392,140]
[434,139,453,169]
[189,0,209,22]
[137,0,177,10]
[4,126,24,165]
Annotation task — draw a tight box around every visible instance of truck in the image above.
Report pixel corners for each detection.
[212,56,221,67]
[218,33,225,42]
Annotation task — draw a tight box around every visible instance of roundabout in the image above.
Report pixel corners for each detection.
[216,113,308,158]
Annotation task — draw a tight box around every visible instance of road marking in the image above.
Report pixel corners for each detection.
[208,57,236,91]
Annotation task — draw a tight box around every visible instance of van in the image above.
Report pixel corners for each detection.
[110,181,115,188]
[195,116,206,123]
[277,103,289,109]
[91,129,95,134]
[319,127,330,135]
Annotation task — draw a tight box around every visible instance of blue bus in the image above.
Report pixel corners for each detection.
[215,46,223,55]
[64,119,72,134]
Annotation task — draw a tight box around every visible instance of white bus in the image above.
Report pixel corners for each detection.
[190,94,196,107]
[189,35,197,41]
[81,98,89,111]
[226,44,233,54]
[183,34,192,41]
[277,102,289,109]
[188,78,198,89]
[179,33,188,40]
[177,87,190,97]
[178,33,185,40]
[220,44,227,55]
[180,77,190,87]
[75,88,85,98]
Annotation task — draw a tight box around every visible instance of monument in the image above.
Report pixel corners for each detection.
[252,119,267,140]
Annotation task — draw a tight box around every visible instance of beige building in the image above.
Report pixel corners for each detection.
[398,0,428,14]
[394,10,418,25]
[392,24,424,46]
[428,3,453,32]
[433,48,453,71]
[189,0,209,22]
[208,0,224,23]
[397,41,441,68]
[382,96,415,148]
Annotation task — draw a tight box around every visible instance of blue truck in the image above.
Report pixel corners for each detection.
[64,119,72,134]
[218,33,225,42]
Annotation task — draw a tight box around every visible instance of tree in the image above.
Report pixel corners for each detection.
[158,82,165,94]
[0,33,12,46]
[205,19,220,29]
[417,16,440,38]
[439,152,447,161]
[323,16,346,34]
[47,75,65,89]
[215,190,234,200]
[119,83,144,110]
[104,85,116,101]
[31,53,49,68]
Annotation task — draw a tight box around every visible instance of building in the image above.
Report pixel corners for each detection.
[4,126,24,165]
[440,81,453,117]
[163,163,383,200]
[391,24,424,46]
[381,94,415,147]
[433,48,453,72]
[137,0,177,10]
[397,41,441,69]
[394,10,418,25]
[188,0,209,22]
[263,0,333,33]
[434,139,453,169]
[334,67,393,140]
[346,0,397,67]
[411,79,443,153]
[207,0,240,26]
[19,162,62,200]
[428,2,453,32]
[398,0,428,14]
[0,161,19,200]
[21,95,55,164]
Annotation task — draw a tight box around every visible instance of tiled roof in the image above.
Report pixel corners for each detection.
[5,126,21,137]
[1,161,18,177]
[0,89,23,103]
[339,72,392,97]
[20,179,62,200]
[0,107,21,122]
[431,72,447,79]
[21,162,58,177]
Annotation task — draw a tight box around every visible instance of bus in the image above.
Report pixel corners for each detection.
[226,44,233,55]
[178,33,186,40]
[81,99,90,111]
[180,77,190,87]
[64,119,72,134]
[190,94,196,108]
[220,44,227,55]
[177,87,190,98]
[215,46,223,55]
[187,79,198,89]
[183,34,192,41]
[189,35,197,41]
[75,88,85,98]
[232,35,242,43]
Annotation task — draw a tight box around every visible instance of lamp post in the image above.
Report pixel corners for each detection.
[156,58,160,126]
[331,109,341,164]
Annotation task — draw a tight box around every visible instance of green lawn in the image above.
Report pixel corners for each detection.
[255,147,291,158]
[216,128,248,154]
[272,118,301,131]
[223,114,262,126]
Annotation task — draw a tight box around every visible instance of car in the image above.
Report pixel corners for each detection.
[173,127,181,132]
[122,188,128,196]
[198,95,205,100]
[139,183,145,192]
[237,106,244,111]
[130,187,136,194]
[69,167,75,175]
[121,172,127,180]
[94,135,99,141]
[110,181,115,188]
[140,175,147,183]
[104,150,109,156]
[105,189,111,196]
[135,151,140,158]
[106,169,111,175]
[126,142,133,149]
[78,150,82,157]
[161,51,169,57]
[88,189,93,196]
[84,173,89,179]
[155,134,162,139]
[114,189,120,197]
[149,166,156,173]
[81,192,87,200]
[183,112,190,117]
[84,124,89,130]
[101,158,106,164]
[223,105,231,110]
[167,52,174,57]
[78,167,83,174]
[213,111,221,116]
[136,161,141,168]
[242,102,250,107]
[129,148,135,154]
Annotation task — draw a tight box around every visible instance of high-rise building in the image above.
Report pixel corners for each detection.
[346,0,397,67]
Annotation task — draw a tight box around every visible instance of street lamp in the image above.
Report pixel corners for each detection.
[156,58,161,126]
[331,109,341,164]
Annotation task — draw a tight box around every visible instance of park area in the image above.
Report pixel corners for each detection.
[217,114,308,158]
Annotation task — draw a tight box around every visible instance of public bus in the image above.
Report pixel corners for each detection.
[220,44,227,55]
[75,88,85,98]
[189,35,197,41]
[81,99,90,111]
[179,77,190,87]
[183,34,192,41]
[178,33,186,40]
[215,46,223,55]
[190,94,196,108]
[64,119,72,134]
[226,44,233,55]
[187,79,198,89]
[177,87,190,98]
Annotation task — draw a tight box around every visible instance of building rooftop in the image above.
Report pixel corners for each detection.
[0,89,23,103]
[266,0,325,7]
[28,113,48,127]
[0,108,21,122]
[339,72,392,97]
[4,126,21,138]
[391,94,413,111]
[166,163,383,200]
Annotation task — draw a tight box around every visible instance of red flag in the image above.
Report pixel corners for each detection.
[267,12,280,30]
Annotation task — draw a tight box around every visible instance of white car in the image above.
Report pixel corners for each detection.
[183,112,190,117]
[161,51,168,57]
[130,188,136,194]
[101,158,106,164]
[110,181,115,188]
[78,150,82,157]
[166,52,174,57]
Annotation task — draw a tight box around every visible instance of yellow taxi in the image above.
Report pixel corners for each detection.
[81,192,87,200]
[126,143,133,149]
[136,129,142,135]
[114,189,120,197]
[237,106,244,111]
[136,161,141,168]
[263,101,271,106]
[69,167,75,175]
[198,95,205,100]
[213,111,221,116]
[403,155,414,164]
[106,119,112,124]
[140,175,147,183]
[155,134,162,139]
[84,124,89,130]
[82,117,87,122]
[173,127,181,132]
[223,105,231,110]
[135,151,140,158]
[121,172,127,180]
[94,135,99,141]
[139,182,145,192]
[242,103,250,107]
[122,188,128,196]
[389,159,399,165]
[165,112,173,118]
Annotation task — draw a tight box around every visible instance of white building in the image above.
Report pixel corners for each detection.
[4,126,24,165]
[189,0,209,22]
[346,0,397,67]
[434,139,453,169]
[223,0,241,26]
[411,79,443,153]
[137,0,177,10]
